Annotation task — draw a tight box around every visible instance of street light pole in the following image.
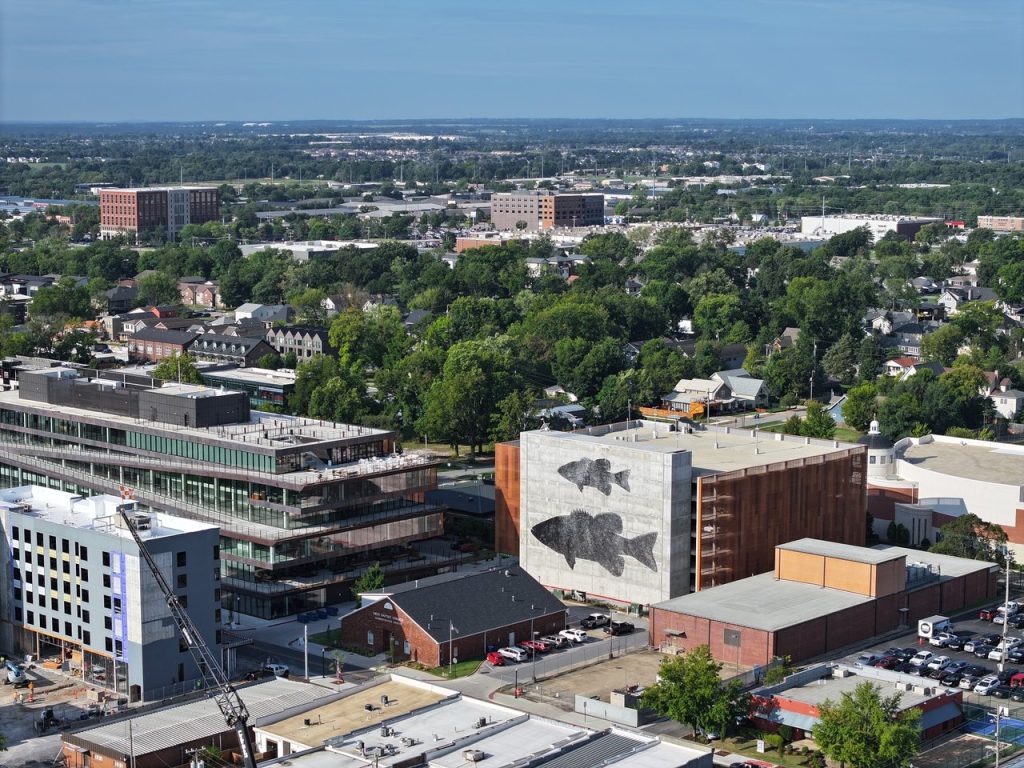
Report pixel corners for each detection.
[999,555,1014,674]
[530,607,537,683]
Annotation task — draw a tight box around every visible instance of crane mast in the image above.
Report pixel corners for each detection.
[116,503,258,768]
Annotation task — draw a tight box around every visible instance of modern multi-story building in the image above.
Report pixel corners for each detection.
[0,367,446,618]
[501,419,866,608]
[491,191,604,231]
[0,485,220,702]
[99,186,220,241]
[977,215,1024,232]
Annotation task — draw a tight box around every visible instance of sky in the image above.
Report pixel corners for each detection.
[1,0,1022,123]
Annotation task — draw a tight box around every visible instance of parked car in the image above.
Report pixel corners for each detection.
[895,647,917,661]
[559,628,588,643]
[992,686,1012,699]
[875,656,900,670]
[975,675,1001,695]
[941,670,965,686]
[960,674,981,690]
[910,650,933,667]
[498,647,528,663]
[946,660,969,675]
[857,652,882,667]
[520,639,550,653]
[946,634,969,651]
[265,664,289,678]
[541,635,569,649]
[607,621,635,636]
[1012,688,1024,703]
[1008,648,1024,664]
[485,651,506,667]
[930,632,957,648]
[965,664,992,678]
[927,655,951,671]
[998,668,1021,683]
[975,644,997,659]
[580,614,611,629]
[980,606,1001,621]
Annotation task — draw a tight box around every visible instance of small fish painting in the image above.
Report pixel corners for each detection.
[557,458,630,496]
[531,509,657,577]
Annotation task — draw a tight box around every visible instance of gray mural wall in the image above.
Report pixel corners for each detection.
[519,429,692,606]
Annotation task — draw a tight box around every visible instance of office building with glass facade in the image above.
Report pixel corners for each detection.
[0,368,445,618]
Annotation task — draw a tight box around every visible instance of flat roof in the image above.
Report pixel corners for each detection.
[68,678,332,756]
[200,366,297,387]
[0,486,216,539]
[901,439,1024,487]
[430,717,587,768]
[654,572,872,632]
[780,670,934,710]
[260,678,450,748]
[524,420,859,476]
[605,740,710,768]
[871,545,998,580]
[778,538,904,565]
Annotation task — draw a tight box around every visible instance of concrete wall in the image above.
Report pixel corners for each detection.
[519,430,692,606]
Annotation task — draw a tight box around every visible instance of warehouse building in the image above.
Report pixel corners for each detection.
[504,420,866,607]
[650,539,997,668]
[339,566,566,667]
[0,485,220,702]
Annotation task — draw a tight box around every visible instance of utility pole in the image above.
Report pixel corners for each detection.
[809,342,818,401]
[304,623,309,680]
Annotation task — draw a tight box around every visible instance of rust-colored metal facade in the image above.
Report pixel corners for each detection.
[494,440,521,555]
[695,446,867,590]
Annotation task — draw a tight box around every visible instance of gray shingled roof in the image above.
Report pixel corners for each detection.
[389,565,566,643]
[129,327,199,345]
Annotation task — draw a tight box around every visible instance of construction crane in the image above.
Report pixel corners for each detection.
[116,502,258,768]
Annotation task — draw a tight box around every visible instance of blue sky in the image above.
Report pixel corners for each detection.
[2,0,1022,122]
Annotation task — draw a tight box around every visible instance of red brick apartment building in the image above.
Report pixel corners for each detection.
[99,186,219,240]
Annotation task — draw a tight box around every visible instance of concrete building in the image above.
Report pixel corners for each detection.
[0,367,447,618]
[0,485,220,701]
[99,186,219,241]
[240,240,379,262]
[977,215,1024,232]
[505,419,866,607]
[800,214,941,242]
[234,302,291,324]
[491,192,604,231]
[339,566,566,667]
[63,677,333,768]
[751,664,964,741]
[198,366,296,409]
[866,433,1024,557]
[650,539,996,668]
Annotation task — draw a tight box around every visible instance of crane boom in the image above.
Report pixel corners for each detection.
[116,504,258,768]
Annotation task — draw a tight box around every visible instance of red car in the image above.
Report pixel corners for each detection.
[874,656,899,670]
[520,640,549,654]
[486,651,505,666]
[981,607,1000,621]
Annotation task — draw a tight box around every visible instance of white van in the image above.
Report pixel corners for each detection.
[559,628,588,643]
[498,647,528,663]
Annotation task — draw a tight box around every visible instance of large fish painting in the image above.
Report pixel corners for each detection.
[531,509,657,577]
[557,458,630,496]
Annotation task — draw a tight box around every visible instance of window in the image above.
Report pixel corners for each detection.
[51,598,58,611]
[103,595,111,609]
[367,630,375,646]
[14,607,21,622]
[102,574,110,588]
[176,574,187,589]
[105,638,112,652]
[869,456,876,465]
[26,611,33,625]
[62,561,70,574]
[50,577,57,591]
[61,539,69,554]
[213,545,220,561]
[36,554,43,566]
[63,582,70,595]
[101,551,109,567]
[36,532,43,546]
[104,616,111,630]
[178,595,188,609]
[80,546,88,561]
[82,589,89,602]
[81,568,88,582]
[176,551,187,567]
[12,526,18,539]
[49,535,56,550]
[13,589,20,602]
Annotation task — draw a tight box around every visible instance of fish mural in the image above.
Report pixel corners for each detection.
[557,458,630,496]
[531,509,657,577]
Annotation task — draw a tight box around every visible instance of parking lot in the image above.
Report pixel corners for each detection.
[845,601,1024,710]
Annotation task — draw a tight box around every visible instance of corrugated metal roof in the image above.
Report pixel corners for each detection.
[68,678,334,756]
[538,732,647,768]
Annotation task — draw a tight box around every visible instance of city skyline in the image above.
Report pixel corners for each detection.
[2,0,1022,123]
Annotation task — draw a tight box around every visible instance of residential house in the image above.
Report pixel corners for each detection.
[885,321,932,357]
[126,328,199,363]
[266,326,333,361]
[361,295,398,312]
[865,309,915,336]
[937,286,998,316]
[233,303,290,324]
[321,294,348,317]
[909,276,940,294]
[883,357,946,380]
[771,327,801,353]
[401,309,432,330]
[661,368,768,414]
[190,334,276,367]
[178,277,220,308]
[981,372,1024,420]
[104,285,138,313]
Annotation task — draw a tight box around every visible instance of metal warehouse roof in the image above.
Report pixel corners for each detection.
[67,678,334,757]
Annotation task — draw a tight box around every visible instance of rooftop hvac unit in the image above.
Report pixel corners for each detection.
[463,751,486,763]
[475,717,487,728]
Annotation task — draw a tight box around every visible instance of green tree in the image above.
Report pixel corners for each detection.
[30,278,92,319]
[857,335,883,381]
[822,333,859,385]
[352,562,385,606]
[920,324,964,366]
[491,389,541,443]
[257,352,282,370]
[930,513,1007,562]
[802,401,837,439]
[641,646,747,740]
[136,271,182,307]
[842,382,877,432]
[812,681,921,768]
[152,352,202,384]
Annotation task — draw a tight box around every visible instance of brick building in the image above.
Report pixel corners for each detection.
[650,539,997,668]
[491,191,604,231]
[126,327,199,362]
[178,277,220,308]
[340,566,566,667]
[99,186,219,241]
[190,333,276,367]
[266,325,334,360]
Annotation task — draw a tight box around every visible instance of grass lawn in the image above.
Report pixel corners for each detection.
[309,628,342,647]
[423,659,483,679]
[722,734,817,768]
